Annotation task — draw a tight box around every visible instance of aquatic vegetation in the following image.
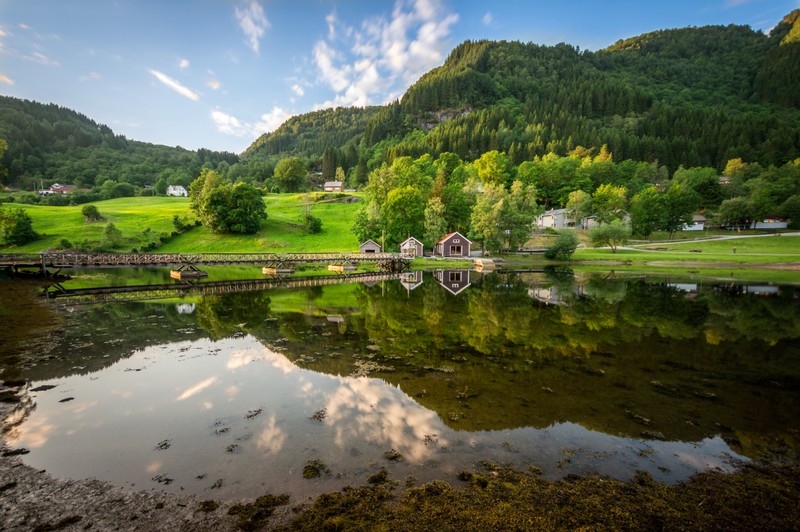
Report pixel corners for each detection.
[227,493,290,531]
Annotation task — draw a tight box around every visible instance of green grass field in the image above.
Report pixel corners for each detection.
[0,194,363,253]
[572,234,800,264]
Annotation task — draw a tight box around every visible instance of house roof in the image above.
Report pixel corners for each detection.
[437,231,471,244]
[400,236,422,246]
[541,208,568,216]
[324,181,343,187]
[360,239,380,247]
[693,214,707,222]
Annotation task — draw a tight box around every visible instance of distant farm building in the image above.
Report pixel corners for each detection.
[436,232,471,257]
[323,181,344,192]
[166,185,188,197]
[359,239,382,253]
[683,214,706,231]
[400,236,424,257]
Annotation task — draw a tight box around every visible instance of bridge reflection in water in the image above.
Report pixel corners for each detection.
[45,271,402,304]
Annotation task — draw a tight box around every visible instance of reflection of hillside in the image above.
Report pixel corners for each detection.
[5,295,204,382]
[5,272,799,463]
[242,273,800,459]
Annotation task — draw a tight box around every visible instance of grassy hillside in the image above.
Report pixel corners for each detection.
[0,194,363,253]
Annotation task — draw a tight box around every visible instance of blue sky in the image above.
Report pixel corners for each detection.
[1,0,797,154]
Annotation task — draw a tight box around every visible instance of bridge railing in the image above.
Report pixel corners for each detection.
[0,251,403,268]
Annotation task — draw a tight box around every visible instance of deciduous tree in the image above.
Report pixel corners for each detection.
[588,219,631,252]
[273,157,308,192]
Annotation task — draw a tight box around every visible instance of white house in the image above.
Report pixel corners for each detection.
[166,185,188,197]
[683,214,706,231]
[323,181,344,192]
[536,208,570,230]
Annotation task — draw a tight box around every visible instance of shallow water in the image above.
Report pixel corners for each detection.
[2,269,799,500]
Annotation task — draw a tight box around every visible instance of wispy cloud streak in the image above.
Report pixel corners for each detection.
[148,69,200,101]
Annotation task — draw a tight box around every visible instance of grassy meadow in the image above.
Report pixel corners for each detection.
[0,194,363,253]
[571,234,800,264]
[2,195,798,278]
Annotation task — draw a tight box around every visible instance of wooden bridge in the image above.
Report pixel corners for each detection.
[45,271,401,305]
[0,251,410,275]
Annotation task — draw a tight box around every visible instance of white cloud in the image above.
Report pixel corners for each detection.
[79,72,101,82]
[208,78,221,90]
[211,106,292,139]
[235,0,270,55]
[30,51,60,66]
[326,12,337,40]
[255,106,292,134]
[312,0,458,108]
[0,74,14,86]
[178,58,190,69]
[291,83,304,96]
[148,69,200,101]
[482,12,493,25]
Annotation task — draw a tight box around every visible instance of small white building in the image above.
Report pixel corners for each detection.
[683,214,706,231]
[536,208,569,230]
[400,236,424,257]
[166,185,188,197]
[323,181,344,192]
[752,219,788,229]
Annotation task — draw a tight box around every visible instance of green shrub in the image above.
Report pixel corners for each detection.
[544,230,579,260]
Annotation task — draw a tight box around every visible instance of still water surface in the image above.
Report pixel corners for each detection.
[3,269,799,500]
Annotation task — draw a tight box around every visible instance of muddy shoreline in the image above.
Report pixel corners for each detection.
[3,388,800,531]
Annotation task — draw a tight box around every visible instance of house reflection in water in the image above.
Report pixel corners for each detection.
[434,269,472,295]
[400,271,424,294]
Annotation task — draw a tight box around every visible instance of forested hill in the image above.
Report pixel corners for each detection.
[0,96,237,189]
[245,10,800,173]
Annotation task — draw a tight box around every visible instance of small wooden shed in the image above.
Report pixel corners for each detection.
[400,236,424,257]
[359,239,382,253]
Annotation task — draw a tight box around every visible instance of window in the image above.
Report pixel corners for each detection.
[453,239,460,243]
[450,245,462,255]
[449,272,462,282]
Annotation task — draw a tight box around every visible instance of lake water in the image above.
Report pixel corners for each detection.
[2,268,799,501]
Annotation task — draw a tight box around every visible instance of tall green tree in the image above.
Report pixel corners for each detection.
[423,196,448,249]
[381,186,426,247]
[273,157,308,192]
[469,183,506,253]
[591,184,627,225]
[629,186,662,239]
[501,180,540,250]
[661,183,700,239]
[718,197,755,229]
[474,150,511,187]
[566,190,592,228]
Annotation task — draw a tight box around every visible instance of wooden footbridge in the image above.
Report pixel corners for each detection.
[0,251,411,276]
[45,271,401,305]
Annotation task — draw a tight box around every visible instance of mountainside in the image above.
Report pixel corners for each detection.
[0,96,237,189]
[245,11,800,173]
